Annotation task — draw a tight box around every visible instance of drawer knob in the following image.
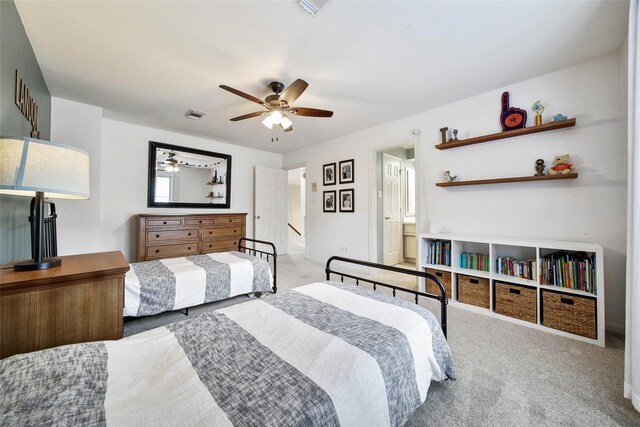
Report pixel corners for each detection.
[188,247,191,250]
[209,245,212,248]
[470,278,479,284]
[435,272,442,277]
[209,231,212,235]
[509,288,521,295]
[163,221,167,225]
[560,297,574,305]
[229,219,232,222]
[233,229,237,233]
[155,250,159,253]
[188,233,192,236]
[156,234,160,238]
[199,220,202,224]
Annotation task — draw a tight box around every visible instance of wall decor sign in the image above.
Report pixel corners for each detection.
[339,188,354,213]
[323,190,336,212]
[500,91,527,132]
[339,159,354,184]
[323,163,336,186]
[14,70,40,138]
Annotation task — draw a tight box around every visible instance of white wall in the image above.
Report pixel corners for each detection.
[50,98,282,262]
[284,52,627,332]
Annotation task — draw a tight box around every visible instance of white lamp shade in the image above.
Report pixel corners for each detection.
[0,136,90,199]
[262,115,274,129]
[281,115,293,131]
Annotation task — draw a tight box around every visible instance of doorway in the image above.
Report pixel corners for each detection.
[287,167,306,254]
[376,145,416,267]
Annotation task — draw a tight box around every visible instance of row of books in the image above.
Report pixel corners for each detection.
[425,239,451,266]
[460,252,490,272]
[496,257,536,280]
[540,252,596,294]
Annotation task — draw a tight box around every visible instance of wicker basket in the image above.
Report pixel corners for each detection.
[541,290,596,339]
[495,281,537,323]
[457,274,489,308]
[425,268,451,298]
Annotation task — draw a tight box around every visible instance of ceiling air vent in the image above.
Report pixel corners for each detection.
[185,108,207,120]
[298,0,329,16]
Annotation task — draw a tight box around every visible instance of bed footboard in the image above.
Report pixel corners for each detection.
[325,256,448,338]
[238,238,277,293]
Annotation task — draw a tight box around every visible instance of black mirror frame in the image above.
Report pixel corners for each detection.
[147,141,232,209]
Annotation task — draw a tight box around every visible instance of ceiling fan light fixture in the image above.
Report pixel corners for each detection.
[271,110,283,125]
[281,115,293,131]
[262,115,274,129]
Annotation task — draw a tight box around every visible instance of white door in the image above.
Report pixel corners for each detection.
[383,154,402,265]
[255,166,288,255]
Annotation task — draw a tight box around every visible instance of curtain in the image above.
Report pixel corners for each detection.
[625,0,640,412]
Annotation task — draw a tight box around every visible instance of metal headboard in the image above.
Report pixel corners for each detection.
[238,237,277,293]
[325,256,448,338]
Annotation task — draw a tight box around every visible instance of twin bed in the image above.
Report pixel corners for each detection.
[0,243,455,426]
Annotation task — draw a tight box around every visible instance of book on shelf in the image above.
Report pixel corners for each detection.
[459,252,490,272]
[425,239,451,266]
[539,251,596,294]
[495,256,536,280]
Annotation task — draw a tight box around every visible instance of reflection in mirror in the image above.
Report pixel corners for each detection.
[405,166,415,217]
[148,141,231,208]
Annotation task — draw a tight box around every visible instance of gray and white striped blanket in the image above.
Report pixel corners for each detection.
[125,251,273,317]
[1,281,455,427]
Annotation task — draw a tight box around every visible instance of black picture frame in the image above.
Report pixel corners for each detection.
[323,190,336,212]
[339,189,354,213]
[148,141,232,209]
[339,159,354,184]
[323,163,336,186]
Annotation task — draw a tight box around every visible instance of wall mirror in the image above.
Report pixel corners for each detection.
[147,141,231,208]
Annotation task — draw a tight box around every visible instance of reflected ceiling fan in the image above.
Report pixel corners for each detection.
[219,79,333,133]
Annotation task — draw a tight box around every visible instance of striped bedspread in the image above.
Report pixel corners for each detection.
[0,281,455,427]
[125,251,273,317]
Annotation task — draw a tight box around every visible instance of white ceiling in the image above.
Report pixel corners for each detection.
[16,1,629,155]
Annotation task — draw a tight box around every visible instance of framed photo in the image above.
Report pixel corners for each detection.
[323,190,336,212]
[323,163,336,186]
[339,159,354,184]
[339,189,354,213]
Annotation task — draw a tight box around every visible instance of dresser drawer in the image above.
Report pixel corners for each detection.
[495,281,537,323]
[146,218,182,228]
[216,217,244,226]
[185,218,215,226]
[202,239,240,253]
[202,226,243,240]
[541,290,596,339]
[425,268,451,298]
[147,229,198,242]
[147,243,199,259]
[457,274,490,309]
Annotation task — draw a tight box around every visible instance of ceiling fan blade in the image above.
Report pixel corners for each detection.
[219,85,264,105]
[279,79,309,105]
[290,107,333,118]
[230,111,265,121]
[281,123,294,133]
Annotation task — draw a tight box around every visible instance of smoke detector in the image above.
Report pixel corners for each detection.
[298,0,329,16]
[185,108,207,120]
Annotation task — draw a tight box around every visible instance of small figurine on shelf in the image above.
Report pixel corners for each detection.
[452,129,459,142]
[443,170,457,182]
[552,114,568,122]
[534,158,545,176]
[548,154,576,175]
[206,191,214,199]
[532,100,544,126]
[500,91,527,131]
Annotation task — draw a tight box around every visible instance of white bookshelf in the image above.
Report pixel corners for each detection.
[418,233,605,347]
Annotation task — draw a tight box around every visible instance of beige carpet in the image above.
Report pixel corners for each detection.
[125,252,640,426]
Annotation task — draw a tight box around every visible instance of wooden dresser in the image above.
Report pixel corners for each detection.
[0,251,130,359]
[138,213,247,262]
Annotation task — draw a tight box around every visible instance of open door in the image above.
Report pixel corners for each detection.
[255,166,287,255]
[382,153,402,265]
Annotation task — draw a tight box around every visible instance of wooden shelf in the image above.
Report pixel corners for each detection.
[436,173,578,187]
[435,118,576,150]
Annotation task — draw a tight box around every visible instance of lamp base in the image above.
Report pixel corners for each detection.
[13,258,62,271]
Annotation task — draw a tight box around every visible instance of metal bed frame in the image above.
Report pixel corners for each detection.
[325,256,448,338]
[238,237,277,294]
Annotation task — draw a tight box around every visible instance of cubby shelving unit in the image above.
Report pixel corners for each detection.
[418,233,605,346]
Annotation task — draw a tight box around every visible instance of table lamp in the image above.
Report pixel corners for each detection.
[0,136,90,271]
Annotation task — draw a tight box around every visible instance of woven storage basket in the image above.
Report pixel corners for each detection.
[426,268,451,298]
[457,274,489,308]
[541,290,596,339]
[495,281,537,323]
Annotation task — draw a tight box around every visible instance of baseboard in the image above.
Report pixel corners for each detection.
[605,323,625,334]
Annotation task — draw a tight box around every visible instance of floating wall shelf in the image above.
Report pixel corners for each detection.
[435,118,576,150]
[436,173,578,187]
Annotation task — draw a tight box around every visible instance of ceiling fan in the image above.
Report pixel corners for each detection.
[158,151,180,173]
[219,79,333,133]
